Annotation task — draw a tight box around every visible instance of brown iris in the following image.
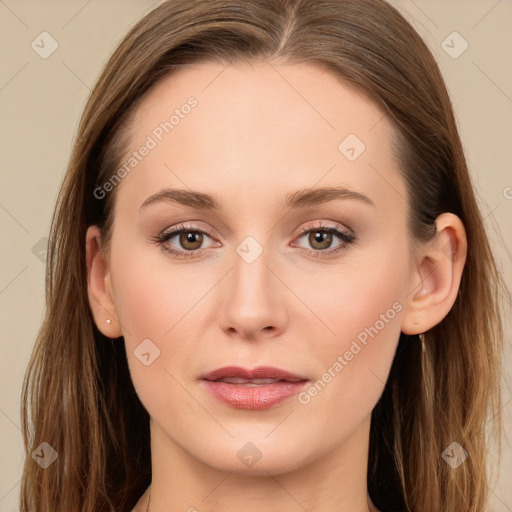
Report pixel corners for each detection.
[180,231,204,250]
[308,230,333,250]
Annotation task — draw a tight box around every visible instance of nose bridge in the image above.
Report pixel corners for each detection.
[218,235,287,338]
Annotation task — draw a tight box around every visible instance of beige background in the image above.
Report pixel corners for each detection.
[0,0,510,510]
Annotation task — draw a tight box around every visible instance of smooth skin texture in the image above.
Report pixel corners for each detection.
[86,61,466,512]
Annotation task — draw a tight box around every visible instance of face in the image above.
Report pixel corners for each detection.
[93,61,419,475]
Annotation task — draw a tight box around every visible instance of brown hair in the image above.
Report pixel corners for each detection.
[20,0,508,510]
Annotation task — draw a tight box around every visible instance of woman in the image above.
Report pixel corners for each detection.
[20,0,507,511]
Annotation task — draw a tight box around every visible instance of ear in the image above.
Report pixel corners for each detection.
[401,213,467,335]
[85,225,122,338]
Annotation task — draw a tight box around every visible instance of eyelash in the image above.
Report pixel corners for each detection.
[151,222,356,259]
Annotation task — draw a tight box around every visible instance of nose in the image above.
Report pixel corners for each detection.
[218,246,288,341]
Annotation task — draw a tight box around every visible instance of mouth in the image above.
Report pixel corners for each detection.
[200,366,309,409]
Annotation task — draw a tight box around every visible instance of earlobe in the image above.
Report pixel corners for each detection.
[85,225,122,338]
[401,213,467,335]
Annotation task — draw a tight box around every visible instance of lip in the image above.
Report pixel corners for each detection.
[200,366,309,410]
[201,365,306,382]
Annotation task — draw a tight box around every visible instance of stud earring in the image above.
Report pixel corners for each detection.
[105,319,112,326]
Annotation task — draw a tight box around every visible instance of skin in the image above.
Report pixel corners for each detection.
[86,61,467,512]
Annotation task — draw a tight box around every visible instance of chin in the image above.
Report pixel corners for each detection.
[190,435,317,476]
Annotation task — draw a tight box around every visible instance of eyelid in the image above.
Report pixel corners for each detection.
[295,220,353,238]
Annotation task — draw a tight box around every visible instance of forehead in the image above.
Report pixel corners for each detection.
[114,60,406,215]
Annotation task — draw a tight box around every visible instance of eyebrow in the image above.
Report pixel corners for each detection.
[139,186,375,211]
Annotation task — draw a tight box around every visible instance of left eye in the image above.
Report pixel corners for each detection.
[167,230,208,251]
[292,224,355,256]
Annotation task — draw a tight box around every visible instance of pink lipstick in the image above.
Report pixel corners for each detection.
[200,366,309,410]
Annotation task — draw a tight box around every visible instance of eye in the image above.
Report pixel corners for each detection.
[151,221,356,260]
[151,223,218,259]
[292,222,356,257]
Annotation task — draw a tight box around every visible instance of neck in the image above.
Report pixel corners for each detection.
[138,416,375,512]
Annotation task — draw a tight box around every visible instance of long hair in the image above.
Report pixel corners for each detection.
[20,1,507,510]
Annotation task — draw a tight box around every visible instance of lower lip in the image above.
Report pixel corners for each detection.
[202,380,308,409]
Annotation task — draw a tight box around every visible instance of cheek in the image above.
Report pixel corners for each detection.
[293,242,408,420]
[109,247,219,400]
[296,240,408,352]
[110,246,212,342]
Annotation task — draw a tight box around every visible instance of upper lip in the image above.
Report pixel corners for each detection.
[201,366,308,382]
